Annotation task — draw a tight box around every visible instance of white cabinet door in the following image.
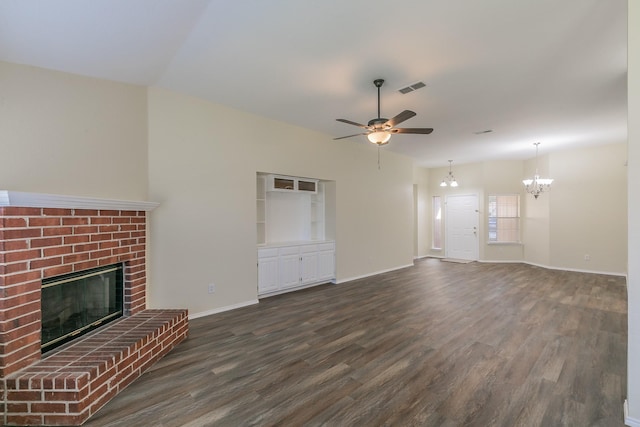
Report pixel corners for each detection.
[279,254,300,289]
[317,250,335,281]
[300,252,318,284]
[258,256,279,293]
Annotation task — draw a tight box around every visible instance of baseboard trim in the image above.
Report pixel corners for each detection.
[259,280,332,298]
[478,259,627,277]
[477,259,523,264]
[189,299,259,320]
[625,400,640,427]
[524,261,627,277]
[335,263,414,284]
[441,258,474,264]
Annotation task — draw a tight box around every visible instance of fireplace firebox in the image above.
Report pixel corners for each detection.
[41,263,124,353]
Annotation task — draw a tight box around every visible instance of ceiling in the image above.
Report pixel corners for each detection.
[0,0,628,167]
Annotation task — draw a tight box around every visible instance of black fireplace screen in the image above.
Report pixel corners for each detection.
[41,263,124,353]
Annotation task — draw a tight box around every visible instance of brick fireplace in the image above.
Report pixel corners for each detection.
[0,191,188,425]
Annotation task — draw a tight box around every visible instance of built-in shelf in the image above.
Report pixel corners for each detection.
[310,183,325,241]
[256,174,334,297]
[256,173,325,245]
[256,175,267,245]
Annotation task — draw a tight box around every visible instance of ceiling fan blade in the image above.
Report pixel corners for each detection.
[385,110,416,127]
[390,127,434,134]
[333,132,368,140]
[336,118,369,129]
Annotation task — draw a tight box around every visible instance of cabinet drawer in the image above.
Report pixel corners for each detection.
[299,244,318,254]
[317,242,335,252]
[278,246,300,256]
[258,248,279,258]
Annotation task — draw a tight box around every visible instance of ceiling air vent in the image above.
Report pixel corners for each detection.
[398,81,426,94]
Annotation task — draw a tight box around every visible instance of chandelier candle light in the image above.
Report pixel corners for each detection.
[440,160,458,187]
[523,142,553,198]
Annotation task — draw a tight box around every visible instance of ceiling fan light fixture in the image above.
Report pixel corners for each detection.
[368,131,391,145]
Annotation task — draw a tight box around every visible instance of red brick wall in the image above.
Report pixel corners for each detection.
[0,207,148,378]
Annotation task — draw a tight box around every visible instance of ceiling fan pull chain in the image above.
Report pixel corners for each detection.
[378,145,381,170]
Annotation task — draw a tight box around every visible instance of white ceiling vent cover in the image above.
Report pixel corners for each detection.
[398,81,427,94]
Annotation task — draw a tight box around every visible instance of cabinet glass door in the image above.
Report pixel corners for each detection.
[274,178,295,190]
[298,180,317,192]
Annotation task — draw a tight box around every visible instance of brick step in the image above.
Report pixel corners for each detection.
[3,309,188,426]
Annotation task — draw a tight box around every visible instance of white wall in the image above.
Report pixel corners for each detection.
[522,144,627,275]
[627,0,640,422]
[421,148,626,275]
[147,87,415,315]
[549,144,627,274]
[413,166,430,258]
[0,61,148,200]
[522,153,552,267]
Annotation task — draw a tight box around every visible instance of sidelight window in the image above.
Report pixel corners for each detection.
[432,196,442,249]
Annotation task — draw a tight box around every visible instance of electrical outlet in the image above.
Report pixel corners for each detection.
[208,283,216,294]
[584,254,590,261]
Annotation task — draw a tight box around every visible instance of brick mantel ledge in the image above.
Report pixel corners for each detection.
[0,190,159,211]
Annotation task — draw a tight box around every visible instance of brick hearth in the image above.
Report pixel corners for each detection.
[0,192,188,426]
[4,309,187,426]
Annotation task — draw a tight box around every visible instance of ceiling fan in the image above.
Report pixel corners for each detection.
[334,78,434,145]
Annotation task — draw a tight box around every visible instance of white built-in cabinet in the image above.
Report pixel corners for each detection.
[258,242,335,297]
[256,173,335,297]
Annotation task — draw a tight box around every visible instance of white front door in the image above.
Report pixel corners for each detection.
[445,194,479,260]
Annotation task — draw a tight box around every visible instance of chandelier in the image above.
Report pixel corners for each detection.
[522,142,553,199]
[440,160,458,187]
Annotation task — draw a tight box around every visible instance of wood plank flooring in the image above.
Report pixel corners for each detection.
[85,259,628,426]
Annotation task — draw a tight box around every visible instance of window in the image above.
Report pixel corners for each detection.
[432,196,442,249]
[488,194,520,243]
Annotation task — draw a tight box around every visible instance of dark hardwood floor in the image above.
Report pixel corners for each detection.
[85,259,628,426]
